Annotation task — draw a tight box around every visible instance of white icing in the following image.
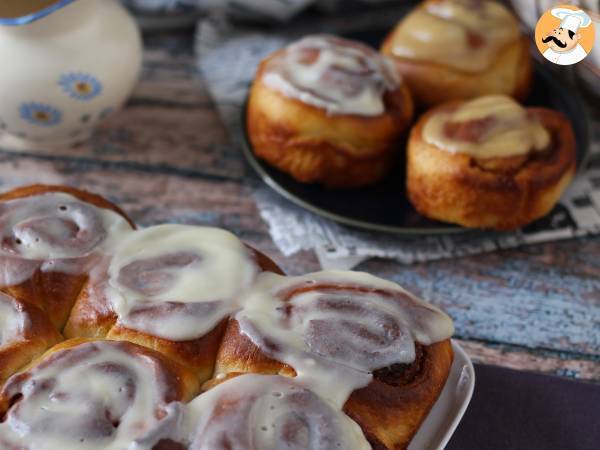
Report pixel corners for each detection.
[0,293,26,346]
[390,0,520,73]
[105,224,258,341]
[234,271,454,407]
[423,95,551,158]
[263,35,400,117]
[0,192,132,286]
[181,374,371,450]
[0,340,179,450]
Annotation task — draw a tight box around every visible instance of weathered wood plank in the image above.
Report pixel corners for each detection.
[360,241,600,357]
[456,340,600,381]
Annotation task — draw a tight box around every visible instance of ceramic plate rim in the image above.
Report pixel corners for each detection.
[407,340,476,450]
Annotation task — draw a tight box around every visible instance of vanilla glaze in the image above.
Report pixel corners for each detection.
[0,192,132,286]
[423,95,551,158]
[234,271,454,407]
[263,35,400,116]
[389,0,520,73]
[105,224,258,341]
[0,293,25,346]
[184,374,371,450]
[0,340,183,450]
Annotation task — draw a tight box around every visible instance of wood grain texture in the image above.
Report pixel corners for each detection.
[0,32,597,381]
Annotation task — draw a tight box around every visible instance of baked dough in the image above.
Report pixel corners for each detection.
[381,0,532,107]
[248,35,413,188]
[407,96,577,230]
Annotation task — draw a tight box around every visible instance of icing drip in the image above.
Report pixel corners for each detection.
[235,271,454,407]
[390,0,520,73]
[0,341,182,450]
[0,293,26,346]
[263,35,400,116]
[105,225,259,341]
[148,374,371,450]
[423,95,551,158]
[0,192,132,286]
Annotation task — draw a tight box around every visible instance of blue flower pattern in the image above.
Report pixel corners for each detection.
[58,73,103,101]
[20,102,62,127]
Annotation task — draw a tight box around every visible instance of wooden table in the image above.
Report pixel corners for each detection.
[1,31,597,382]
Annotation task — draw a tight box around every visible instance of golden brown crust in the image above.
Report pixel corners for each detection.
[345,341,453,450]
[213,319,297,380]
[247,52,414,188]
[406,105,577,230]
[0,185,135,330]
[107,319,229,384]
[381,31,532,108]
[64,247,284,383]
[0,296,62,386]
[212,318,452,450]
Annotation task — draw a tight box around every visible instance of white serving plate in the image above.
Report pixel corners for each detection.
[408,340,475,450]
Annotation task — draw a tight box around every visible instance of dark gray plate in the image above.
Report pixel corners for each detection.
[241,32,591,235]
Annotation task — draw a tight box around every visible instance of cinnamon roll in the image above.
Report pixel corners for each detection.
[0,185,135,329]
[0,293,62,385]
[0,184,458,449]
[406,95,577,230]
[64,224,282,382]
[0,338,199,450]
[212,270,455,450]
[157,373,371,450]
[381,0,532,107]
[247,35,414,188]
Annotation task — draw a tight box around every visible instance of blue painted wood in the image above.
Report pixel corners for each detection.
[362,242,600,357]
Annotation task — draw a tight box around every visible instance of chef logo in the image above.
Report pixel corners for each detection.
[535,5,595,66]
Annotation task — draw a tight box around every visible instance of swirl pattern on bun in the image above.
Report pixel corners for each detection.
[381,0,532,106]
[65,225,278,382]
[186,374,371,450]
[248,34,413,188]
[0,339,199,450]
[214,271,454,449]
[407,95,577,230]
[0,185,134,329]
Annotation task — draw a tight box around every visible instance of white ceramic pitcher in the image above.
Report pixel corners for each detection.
[0,0,142,151]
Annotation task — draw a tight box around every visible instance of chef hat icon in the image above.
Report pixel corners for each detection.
[551,8,592,33]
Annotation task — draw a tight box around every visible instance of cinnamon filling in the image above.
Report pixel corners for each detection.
[373,343,425,386]
[424,96,551,159]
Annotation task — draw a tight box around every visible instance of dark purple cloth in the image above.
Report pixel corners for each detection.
[447,364,600,450]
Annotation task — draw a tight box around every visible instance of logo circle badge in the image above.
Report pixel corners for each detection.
[535,5,595,66]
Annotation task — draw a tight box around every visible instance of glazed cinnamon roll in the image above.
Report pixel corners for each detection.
[212,271,455,450]
[64,224,281,382]
[407,95,577,230]
[381,0,532,107]
[153,373,371,450]
[0,339,199,450]
[0,293,62,385]
[0,185,135,329]
[247,35,414,188]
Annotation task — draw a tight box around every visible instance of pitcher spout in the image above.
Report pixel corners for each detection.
[0,0,77,26]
